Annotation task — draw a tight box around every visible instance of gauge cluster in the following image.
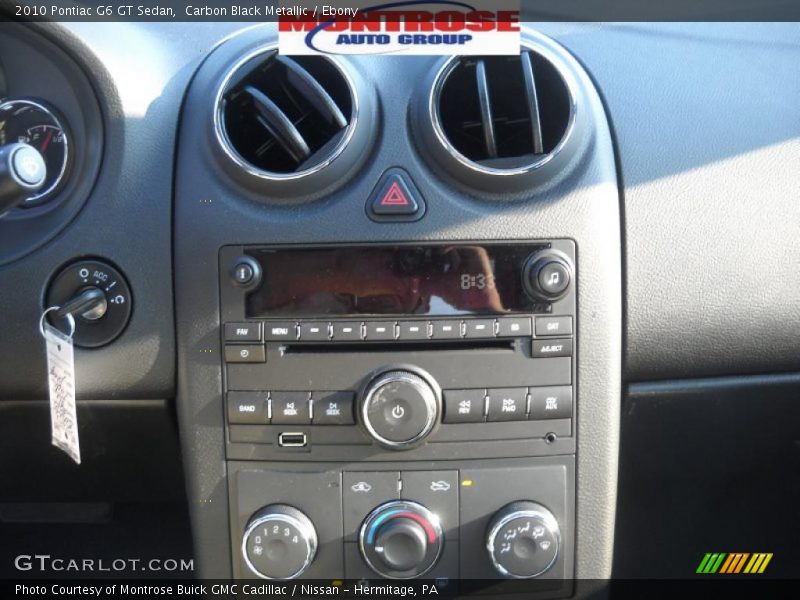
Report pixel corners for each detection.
[0,23,103,265]
[0,98,71,207]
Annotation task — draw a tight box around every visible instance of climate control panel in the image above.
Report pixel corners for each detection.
[229,458,574,590]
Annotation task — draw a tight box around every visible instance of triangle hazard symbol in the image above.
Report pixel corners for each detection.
[380,181,410,206]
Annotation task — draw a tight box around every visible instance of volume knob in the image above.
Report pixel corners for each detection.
[360,369,441,450]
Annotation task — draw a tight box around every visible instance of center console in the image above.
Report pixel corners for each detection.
[173,24,622,596]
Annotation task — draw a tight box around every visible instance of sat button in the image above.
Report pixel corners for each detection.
[367,168,425,222]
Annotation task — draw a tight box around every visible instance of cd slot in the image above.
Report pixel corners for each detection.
[280,339,517,354]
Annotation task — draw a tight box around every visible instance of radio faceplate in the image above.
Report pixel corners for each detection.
[219,241,577,463]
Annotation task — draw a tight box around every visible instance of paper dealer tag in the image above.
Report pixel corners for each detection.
[44,322,81,464]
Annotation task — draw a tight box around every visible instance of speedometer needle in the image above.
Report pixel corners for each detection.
[40,130,54,154]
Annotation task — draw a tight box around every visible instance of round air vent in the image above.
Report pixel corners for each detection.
[415,36,589,195]
[214,47,373,197]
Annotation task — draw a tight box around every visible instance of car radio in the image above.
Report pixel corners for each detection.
[218,241,577,586]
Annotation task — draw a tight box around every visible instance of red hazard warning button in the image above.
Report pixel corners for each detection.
[368,169,425,221]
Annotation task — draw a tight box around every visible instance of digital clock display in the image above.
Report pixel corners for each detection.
[246,243,546,318]
[460,273,496,291]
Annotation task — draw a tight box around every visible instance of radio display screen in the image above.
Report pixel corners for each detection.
[245,244,545,317]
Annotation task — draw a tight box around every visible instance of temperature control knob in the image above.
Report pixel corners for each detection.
[486,501,560,578]
[523,250,573,301]
[360,369,441,450]
[242,504,317,580]
[359,500,443,579]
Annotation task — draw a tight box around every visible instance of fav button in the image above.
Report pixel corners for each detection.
[224,322,262,342]
[487,387,528,421]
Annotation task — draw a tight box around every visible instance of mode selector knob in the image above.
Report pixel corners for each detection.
[359,500,444,579]
[523,250,573,301]
[486,501,560,578]
[242,504,317,579]
[360,368,441,450]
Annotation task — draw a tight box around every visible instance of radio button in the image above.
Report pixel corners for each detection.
[398,321,429,340]
[224,344,266,363]
[224,322,262,342]
[532,338,573,358]
[264,322,297,341]
[464,318,496,338]
[227,392,269,424]
[365,321,396,341]
[312,391,355,425]
[443,389,486,423]
[487,388,528,422]
[332,322,362,341]
[271,392,311,424]
[497,316,532,338]
[534,316,573,337]
[299,322,330,341]
[529,386,572,420]
[431,320,462,339]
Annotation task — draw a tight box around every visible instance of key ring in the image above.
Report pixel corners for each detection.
[40,306,76,339]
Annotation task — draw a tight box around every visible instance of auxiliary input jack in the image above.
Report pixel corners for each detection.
[544,432,558,444]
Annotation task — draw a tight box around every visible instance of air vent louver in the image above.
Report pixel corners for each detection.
[435,50,572,171]
[219,52,354,176]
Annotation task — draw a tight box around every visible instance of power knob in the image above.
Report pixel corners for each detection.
[523,250,573,301]
[242,504,318,579]
[486,501,560,578]
[360,368,441,450]
[359,500,444,579]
